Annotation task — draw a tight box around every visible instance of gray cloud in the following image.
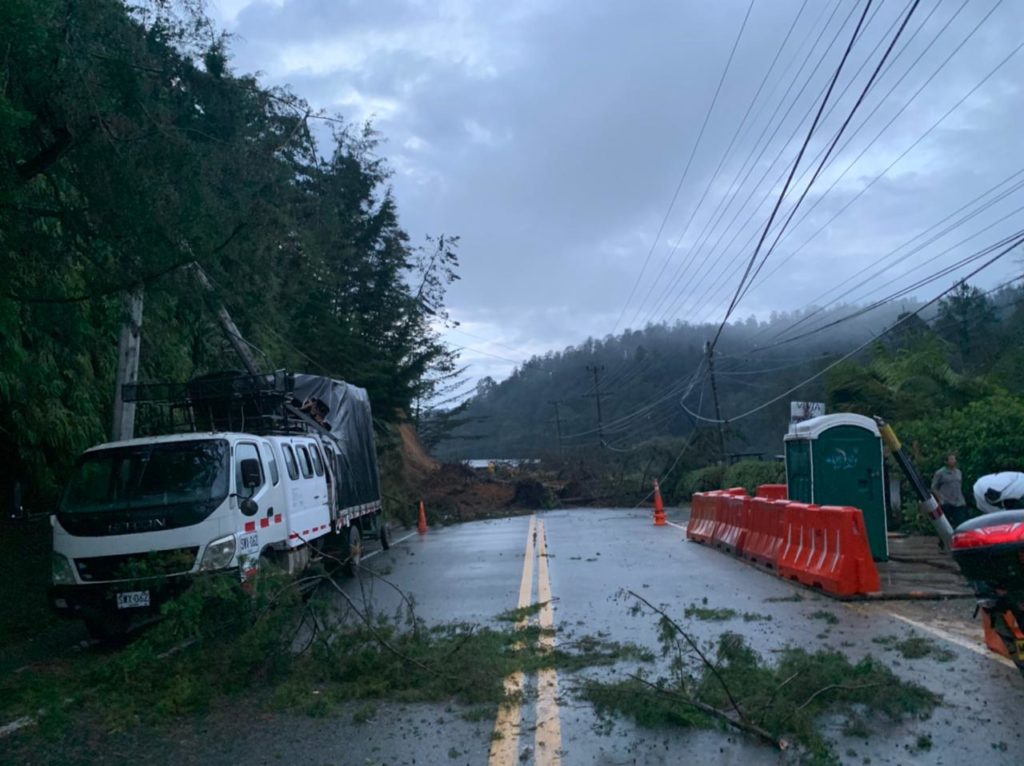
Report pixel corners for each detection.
[211,0,1024,383]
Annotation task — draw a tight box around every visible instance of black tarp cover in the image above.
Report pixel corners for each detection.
[292,374,381,512]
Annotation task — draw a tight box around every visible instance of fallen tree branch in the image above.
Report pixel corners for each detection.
[626,673,787,751]
[625,589,747,723]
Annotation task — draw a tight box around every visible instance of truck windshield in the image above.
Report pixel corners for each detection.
[61,440,230,514]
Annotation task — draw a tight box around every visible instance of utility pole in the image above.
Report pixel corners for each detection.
[547,399,565,454]
[190,262,262,376]
[704,341,727,461]
[585,365,606,448]
[111,288,144,441]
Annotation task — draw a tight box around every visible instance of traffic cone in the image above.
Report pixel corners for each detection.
[653,479,667,526]
[417,500,428,535]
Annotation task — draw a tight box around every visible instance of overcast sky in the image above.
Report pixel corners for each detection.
[208,0,1024,386]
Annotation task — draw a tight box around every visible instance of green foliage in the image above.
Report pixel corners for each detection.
[0,569,653,736]
[723,459,786,495]
[584,602,940,764]
[683,605,736,621]
[0,0,459,508]
[676,464,726,500]
[898,391,1024,505]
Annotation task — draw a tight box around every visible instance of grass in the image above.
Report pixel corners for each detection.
[0,571,653,739]
[765,593,805,603]
[495,601,548,623]
[809,610,839,625]
[582,634,940,765]
[583,593,941,765]
[684,605,737,621]
[871,635,955,662]
[0,518,62,648]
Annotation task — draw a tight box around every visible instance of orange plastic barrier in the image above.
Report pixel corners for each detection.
[755,483,788,500]
[744,497,785,568]
[983,609,1024,659]
[686,491,718,543]
[778,503,880,596]
[713,489,749,553]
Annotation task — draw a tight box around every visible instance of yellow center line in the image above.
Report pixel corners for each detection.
[535,519,563,765]
[489,514,536,766]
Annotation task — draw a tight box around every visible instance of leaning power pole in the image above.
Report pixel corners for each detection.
[704,341,726,461]
[111,288,144,441]
[547,399,565,454]
[585,365,606,448]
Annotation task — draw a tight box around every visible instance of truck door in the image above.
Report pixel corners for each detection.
[233,441,273,574]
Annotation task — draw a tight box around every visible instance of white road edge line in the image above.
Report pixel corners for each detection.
[362,530,418,561]
[885,611,1017,670]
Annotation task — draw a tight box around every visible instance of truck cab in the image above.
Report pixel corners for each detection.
[50,431,332,637]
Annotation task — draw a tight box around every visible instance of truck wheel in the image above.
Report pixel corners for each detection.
[343,525,362,577]
[379,514,391,550]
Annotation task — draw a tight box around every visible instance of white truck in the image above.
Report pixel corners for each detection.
[49,371,387,639]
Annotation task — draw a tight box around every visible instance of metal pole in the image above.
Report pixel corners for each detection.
[705,341,727,461]
[111,288,144,441]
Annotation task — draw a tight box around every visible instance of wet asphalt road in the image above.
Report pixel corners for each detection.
[8,507,1024,765]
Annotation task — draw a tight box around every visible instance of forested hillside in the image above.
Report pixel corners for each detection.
[433,281,1024,480]
[0,1,458,506]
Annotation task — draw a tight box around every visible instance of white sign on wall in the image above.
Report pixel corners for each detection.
[790,401,825,425]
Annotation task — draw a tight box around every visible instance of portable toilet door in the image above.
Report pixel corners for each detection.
[784,413,888,561]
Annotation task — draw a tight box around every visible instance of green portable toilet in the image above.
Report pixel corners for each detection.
[784,413,888,561]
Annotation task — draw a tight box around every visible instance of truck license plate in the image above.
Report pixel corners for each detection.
[116,590,150,609]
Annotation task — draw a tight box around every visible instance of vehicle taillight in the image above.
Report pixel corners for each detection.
[952,523,1024,549]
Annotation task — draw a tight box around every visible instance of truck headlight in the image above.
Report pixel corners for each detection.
[52,552,75,585]
[200,534,236,571]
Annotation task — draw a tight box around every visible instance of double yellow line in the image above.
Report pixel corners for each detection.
[489,515,563,766]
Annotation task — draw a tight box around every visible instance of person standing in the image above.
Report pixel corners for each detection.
[932,453,968,528]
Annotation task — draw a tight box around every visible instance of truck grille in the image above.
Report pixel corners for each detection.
[74,547,200,582]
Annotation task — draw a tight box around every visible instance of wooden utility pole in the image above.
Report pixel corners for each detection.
[585,365,606,448]
[111,288,144,441]
[704,341,726,461]
[190,262,262,376]
[547,399,565,454]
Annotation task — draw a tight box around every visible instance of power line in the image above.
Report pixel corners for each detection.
[623,0,810,332]
[610,0,756,335]
[650,0,964,329]
[737,0,923,304]
[712,0,876,349]
[681,235,1024,425]
[635,0,857,330]
[678,1,1019,331]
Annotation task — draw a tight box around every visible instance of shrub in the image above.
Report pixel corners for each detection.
[722,459,786,496]
[898,391,1024,508]
[675,464,726,500]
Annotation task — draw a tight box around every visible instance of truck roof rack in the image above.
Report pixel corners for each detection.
[123,370,317,436]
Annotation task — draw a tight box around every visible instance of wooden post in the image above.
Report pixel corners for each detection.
[111,288,144,441]
[190,262,262,376]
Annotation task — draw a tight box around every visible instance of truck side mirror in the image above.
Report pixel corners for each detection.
[9,482,26,521]
[240,458,261,489]
[239,498,259,516]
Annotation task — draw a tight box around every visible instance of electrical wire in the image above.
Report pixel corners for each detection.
[678,6,1021,331]
[651,0,975,329]
[610,0,756,335]
[681,236,1024,425]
